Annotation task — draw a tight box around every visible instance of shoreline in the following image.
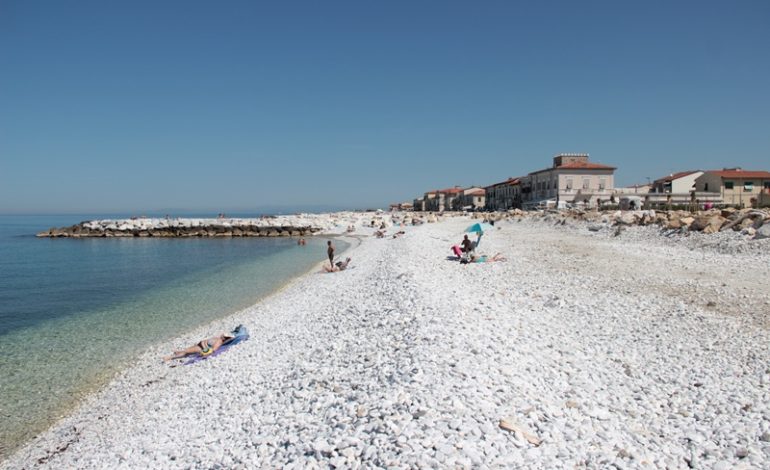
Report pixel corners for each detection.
[3,232,362,465]
[5,218,769,468]
[0,233,358,462]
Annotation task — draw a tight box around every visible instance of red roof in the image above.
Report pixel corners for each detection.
[706,169,770,179]
[556,161,616,170]
[484,177,520,189]
[437,187,463,194]
[530,161,615,175]
[653,170,700,183]
[466,189,485,196]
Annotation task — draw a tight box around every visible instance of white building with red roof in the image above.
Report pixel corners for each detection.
[423,187,463,212]
[651,170,703,194]
[695,168,770,207]
[456,187,486,211]
[521,154,616,208]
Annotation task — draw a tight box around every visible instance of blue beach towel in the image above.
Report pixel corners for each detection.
[184,325,249,365]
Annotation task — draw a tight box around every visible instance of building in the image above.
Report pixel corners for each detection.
[421,191,438,211]
[424,187,463,212]
[522,153,616,208]
[455,187,486,211]
[614,183,652,195]
[694,168,770,207]
[651,171,703,194]
[484,178,521,210]
[412,197,425,211]
[389,202,413,211]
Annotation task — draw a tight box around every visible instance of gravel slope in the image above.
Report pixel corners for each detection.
[4,218,769,469]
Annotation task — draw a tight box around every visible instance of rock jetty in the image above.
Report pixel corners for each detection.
[36,217,322,238]
[471,207,770,240]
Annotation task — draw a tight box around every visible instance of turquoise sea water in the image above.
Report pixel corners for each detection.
[0,215,346,458]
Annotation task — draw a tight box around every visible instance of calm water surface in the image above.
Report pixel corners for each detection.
[0,215,346,458]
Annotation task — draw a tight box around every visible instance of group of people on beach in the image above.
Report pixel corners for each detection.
[451,234,506,264]
[325,240,351,272]
[166,225,504,363]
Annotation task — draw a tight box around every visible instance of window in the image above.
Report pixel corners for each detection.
[725,181,734,190]
[566,179,573,190]
[583,179,590,190]
[704,183,709,191]
[599,179,606,190]
[744,181,754,192]
[764,181,770,190]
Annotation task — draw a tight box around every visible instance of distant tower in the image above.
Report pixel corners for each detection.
[553,153,589,167]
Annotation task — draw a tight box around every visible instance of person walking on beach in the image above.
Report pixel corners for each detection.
[327,240,335,269]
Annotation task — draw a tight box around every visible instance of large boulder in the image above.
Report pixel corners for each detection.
[618,212,638,225]
[721,207,737,218]
[755,224,770,240]
[691,215,725,233]
[740,218,755,230]
[667,218,682,229]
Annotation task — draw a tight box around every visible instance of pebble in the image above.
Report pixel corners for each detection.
[4,214,770,469]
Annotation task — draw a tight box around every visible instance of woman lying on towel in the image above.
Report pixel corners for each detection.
[163,332,235,361]
[469,252,506,263]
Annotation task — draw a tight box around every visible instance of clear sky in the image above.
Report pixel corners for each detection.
[1,0,769,214]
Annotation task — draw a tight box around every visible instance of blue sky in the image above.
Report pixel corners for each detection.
[1,0,769,214]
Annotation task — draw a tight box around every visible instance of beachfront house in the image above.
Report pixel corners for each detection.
[522,154,616,208]
[484,178,521,210]
[694,168,770,208]
[413,197,425,211]
[454,187,486,211]
[421,191,438,211]
[651,171,703,194]
[389,202,414,211]
[424,187,463,212]
[633,170,704,207]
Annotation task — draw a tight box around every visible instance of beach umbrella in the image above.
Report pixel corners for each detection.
[465,222,493,249]
[465,222,493,234]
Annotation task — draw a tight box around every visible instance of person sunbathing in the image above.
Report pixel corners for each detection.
[324,257,351,272]
[470,252,506,263]
[163,332,235,361]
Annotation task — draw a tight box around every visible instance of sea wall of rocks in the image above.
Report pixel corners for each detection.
[36,218,321,238]
[472,208,770,240]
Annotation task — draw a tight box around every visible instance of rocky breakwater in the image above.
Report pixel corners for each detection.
[478,208,770,240]
[36,217,323,238]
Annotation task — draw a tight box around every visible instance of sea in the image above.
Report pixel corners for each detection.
[0,213,348,459]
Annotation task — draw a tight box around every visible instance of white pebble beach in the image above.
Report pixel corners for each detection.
[4,215,770,469]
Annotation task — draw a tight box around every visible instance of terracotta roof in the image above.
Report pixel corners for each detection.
[653,170,700,183]
[484,177,520,189]
[437,187,463,194]
[556,161,616,170]
[705,169,770,179]
[529,161,615,175]
[466,189,485,196]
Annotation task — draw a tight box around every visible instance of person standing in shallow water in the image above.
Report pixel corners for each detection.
[327,240,335,269]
